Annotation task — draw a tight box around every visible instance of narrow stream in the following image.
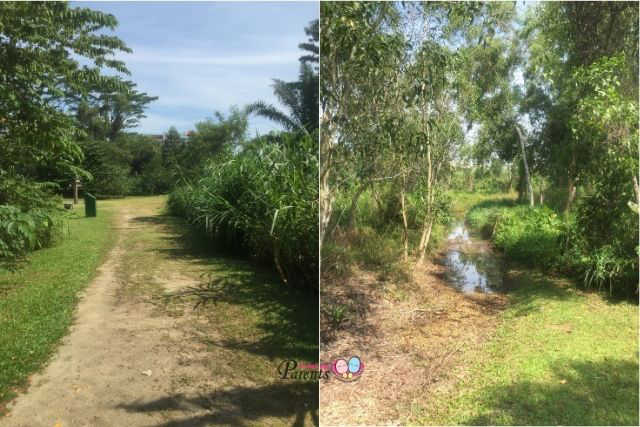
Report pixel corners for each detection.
[443,221,504,293]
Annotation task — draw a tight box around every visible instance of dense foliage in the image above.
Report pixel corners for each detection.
[169,132,318,288]
[321,2,638,296]
[467,199,637,296]
[78,134,174,198]
[168,21,319,289]
[0,2,146,261]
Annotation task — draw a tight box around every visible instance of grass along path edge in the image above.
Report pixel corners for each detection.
[0,201,118,411]
[415,269,638,425]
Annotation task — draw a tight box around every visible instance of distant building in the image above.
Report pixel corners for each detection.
[147,134,166,143]
[144,131,194,143]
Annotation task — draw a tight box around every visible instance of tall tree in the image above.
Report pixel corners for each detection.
[319,1,403,248]
[299,19,319,70]
[522,1,638,211]
[0,2,133,182]
[162,126,182,168]
[75,81,157,141]
[177,109,248,182]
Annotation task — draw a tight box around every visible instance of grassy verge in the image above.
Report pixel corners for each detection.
[466,199,563,268]
[415,269,638,425]
[447,190,517,217]
[0,201,117,409]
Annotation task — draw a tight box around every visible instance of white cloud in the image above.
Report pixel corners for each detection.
[145,72,275,110]
[120,47,300,66]
[123,53,297,135]
[136,113,194,134]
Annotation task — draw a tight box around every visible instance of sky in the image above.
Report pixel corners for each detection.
[72,1,318,136]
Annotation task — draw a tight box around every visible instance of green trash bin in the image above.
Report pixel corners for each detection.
[84,193,97,217]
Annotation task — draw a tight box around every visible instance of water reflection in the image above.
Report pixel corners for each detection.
[448,223,470,241]
[444,221,503,293]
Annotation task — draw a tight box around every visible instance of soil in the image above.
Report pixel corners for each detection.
[319,246,508,425]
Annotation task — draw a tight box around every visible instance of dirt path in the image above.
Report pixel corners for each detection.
[320,256,506,425]
[2,197,316,427]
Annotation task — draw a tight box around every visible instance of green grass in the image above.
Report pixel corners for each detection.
[415,270,638,425]
[465,198,518,233]
[466,199,564,265]
[0,201,117,408]
[447,190,517,217]
[411,192,639,425]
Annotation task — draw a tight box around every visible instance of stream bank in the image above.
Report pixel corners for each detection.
[441,220,504,294]
[320,215,508,425]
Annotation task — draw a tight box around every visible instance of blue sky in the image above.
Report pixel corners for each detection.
[72,1,318,136]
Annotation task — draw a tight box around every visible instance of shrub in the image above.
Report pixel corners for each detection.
[0,206,61,261]
[466,198,517,237]
[351,226,402,268]
[492,206,564,268]
[168,131,318,289]
[0,173,63,262]
[466,197,638,296]
[566,191,638,295]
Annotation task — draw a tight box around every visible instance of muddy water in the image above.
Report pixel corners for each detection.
[443,221,503,293]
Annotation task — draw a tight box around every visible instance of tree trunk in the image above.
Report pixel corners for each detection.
[417,218,434,264]
[400,185,409,262]
[73,177,79,204]
[319,121,334,251]
[515,125,534,207]
[564,177,577,214]
[563,152,577,215]
[346,182,369,230]
[417,118,433,265]
[507,162,514,193]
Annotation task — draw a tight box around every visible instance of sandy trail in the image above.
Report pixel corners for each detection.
[1,200,222,426]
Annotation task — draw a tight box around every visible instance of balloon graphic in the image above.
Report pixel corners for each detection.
[334,358,348,375]
[348,356,361,373]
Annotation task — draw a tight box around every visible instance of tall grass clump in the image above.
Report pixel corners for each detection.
[562,190,639,295]
[467,202,563,267]
[168,131,318,289]
[466,198,638,296]
[493,206,564,268]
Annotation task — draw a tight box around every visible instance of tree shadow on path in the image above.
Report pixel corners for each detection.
[116,381,318,427]
[126,214,318,426]
[131,214,318,362]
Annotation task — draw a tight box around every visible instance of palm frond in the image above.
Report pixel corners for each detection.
[245,101,300,132]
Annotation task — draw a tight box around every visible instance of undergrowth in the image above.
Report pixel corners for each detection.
[466,198,638,296]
